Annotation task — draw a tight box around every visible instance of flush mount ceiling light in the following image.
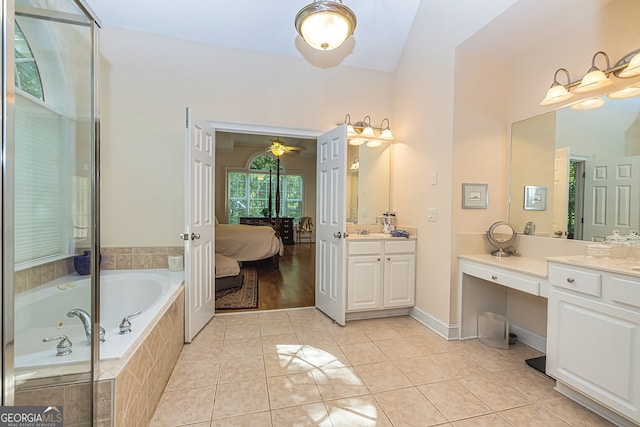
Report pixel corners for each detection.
[342,114,395,146]
[295,0,357,51]
[350,156,359,170]
[540,48,640,107]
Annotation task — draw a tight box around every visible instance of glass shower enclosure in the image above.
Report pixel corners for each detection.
[2,0,100,424]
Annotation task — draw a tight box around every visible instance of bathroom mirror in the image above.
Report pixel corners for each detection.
[510,92,640,241]
[346,141,391,225]
[486,221,517,257]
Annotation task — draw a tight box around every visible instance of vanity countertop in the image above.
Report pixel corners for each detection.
[547,255,640,278]
[459,254,548,278]
[347,233,417,241]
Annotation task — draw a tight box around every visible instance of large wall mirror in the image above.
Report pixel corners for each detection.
[510,92,640,241]
[346,142,391,225]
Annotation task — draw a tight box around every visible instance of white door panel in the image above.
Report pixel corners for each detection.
[583,156,640,241]
[184,108,215,342]
[316,125,347,325]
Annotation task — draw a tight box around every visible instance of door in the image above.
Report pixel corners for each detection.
[383,254,416,308]
[553,147,570,238]
[583,156,640,241]
[316,125,347,325]
[184,108,216,342]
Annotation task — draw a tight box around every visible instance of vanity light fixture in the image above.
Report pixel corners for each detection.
[540,68,574,106]
[350,156,359,170]
[295,0,357,51]
[608,83,640,99]
[342,114,395,145]
[570,97,605,111]
[540,48,640,107]
[574,51,612,93]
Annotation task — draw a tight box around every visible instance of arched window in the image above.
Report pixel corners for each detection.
[14,22,44,100]
[227,154,303,223]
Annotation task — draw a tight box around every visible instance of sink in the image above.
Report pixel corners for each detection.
[349,233,391,239]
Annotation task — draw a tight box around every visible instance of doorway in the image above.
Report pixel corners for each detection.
[212,124,319,311]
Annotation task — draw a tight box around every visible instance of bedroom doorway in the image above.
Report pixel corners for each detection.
[211,122,319,311]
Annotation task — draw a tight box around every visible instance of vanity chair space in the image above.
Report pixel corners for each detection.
[346,233,416,319]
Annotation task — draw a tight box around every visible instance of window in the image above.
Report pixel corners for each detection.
[13,22,72,268]
[14,22,44,101]
[228,155,303,223]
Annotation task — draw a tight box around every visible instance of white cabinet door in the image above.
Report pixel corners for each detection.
[383,254,415,308]
[548,288,640,422]
[347,255,382,311]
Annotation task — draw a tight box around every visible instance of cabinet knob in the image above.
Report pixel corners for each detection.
[377,258,381,261]
[387,257,391,261]
[566,277,575,284]
[491,275,498,280]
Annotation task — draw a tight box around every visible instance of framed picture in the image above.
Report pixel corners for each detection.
[462,183,488,209]
[524,185,547,210]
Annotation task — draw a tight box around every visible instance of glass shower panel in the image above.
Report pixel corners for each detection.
[8,1,96,422]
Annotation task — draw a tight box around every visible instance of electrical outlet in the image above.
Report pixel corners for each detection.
[427,208,437,222]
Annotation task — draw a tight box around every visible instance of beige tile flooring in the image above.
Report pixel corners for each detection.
[150,308,614,427]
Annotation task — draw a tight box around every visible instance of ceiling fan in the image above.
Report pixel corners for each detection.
[266,138,305,157]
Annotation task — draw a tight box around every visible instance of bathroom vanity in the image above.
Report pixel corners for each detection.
[346,234,416,319]
[458,253,640,426]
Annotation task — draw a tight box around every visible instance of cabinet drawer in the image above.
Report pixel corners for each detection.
[549,264,601,297]
[610,277,640,310]
[348,241,382,255]
[464,263,539,295]
[384,240,416,254]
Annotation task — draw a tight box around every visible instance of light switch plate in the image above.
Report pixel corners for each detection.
[427,208,437,222]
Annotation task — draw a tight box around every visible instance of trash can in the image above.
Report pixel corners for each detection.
[478,311,509,349]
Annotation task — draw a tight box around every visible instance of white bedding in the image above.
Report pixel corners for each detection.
[215,223,284,262]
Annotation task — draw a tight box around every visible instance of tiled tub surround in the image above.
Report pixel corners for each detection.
[98,286,184,426]
[14,246,184,295]
[100,246,184,271]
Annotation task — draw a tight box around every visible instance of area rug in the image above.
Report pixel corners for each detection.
[215,267,258,310]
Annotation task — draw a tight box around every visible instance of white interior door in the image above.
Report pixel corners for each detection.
[316,125,347,325]
[184,108,215,342]
[553,147,570,238]
[583,156,640,241]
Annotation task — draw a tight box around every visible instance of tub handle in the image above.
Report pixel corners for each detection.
[43,335,73,357]
[119,311,142,335]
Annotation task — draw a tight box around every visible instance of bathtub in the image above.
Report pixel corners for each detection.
[14,269,184,380]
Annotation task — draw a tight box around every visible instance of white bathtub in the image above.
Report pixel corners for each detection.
[14,269,184,377]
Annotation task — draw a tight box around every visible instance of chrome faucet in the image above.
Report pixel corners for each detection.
[66,308,105,344]
[119,311,142,335]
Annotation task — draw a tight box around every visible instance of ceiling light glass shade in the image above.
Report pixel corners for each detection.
[570,97,605,111]
[574,67,612,93]
[295,1,357,51]
[348,138,366,146]
[617,52,640,78]
[350,157,359,170]
[378,118,394,140]
[366,140,382,148]
[346,124,356,137]
[540,83,574,105]
[360,125,376,139]
[608,84,640,99]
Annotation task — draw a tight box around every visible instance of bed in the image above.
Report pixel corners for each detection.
[215,223,284,267]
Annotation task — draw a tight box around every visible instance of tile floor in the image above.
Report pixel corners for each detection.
[150,308,614,426]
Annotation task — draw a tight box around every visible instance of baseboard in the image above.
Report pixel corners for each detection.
[509,324,547,353]
[346,307,410,321]
[555,382,637,427]
[409,306,459,340]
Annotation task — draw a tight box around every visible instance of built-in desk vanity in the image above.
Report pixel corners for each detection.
[459,253,640,426]
[346,232,416,320]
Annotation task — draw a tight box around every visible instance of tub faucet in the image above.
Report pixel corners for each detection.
[66,308,105,345]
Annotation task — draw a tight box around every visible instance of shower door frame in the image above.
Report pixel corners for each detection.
[1,0,101,412]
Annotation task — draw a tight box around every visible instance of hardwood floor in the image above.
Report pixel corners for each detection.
[218,242,316,312]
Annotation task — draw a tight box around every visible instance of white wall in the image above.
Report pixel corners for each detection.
[99,28,394,246]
